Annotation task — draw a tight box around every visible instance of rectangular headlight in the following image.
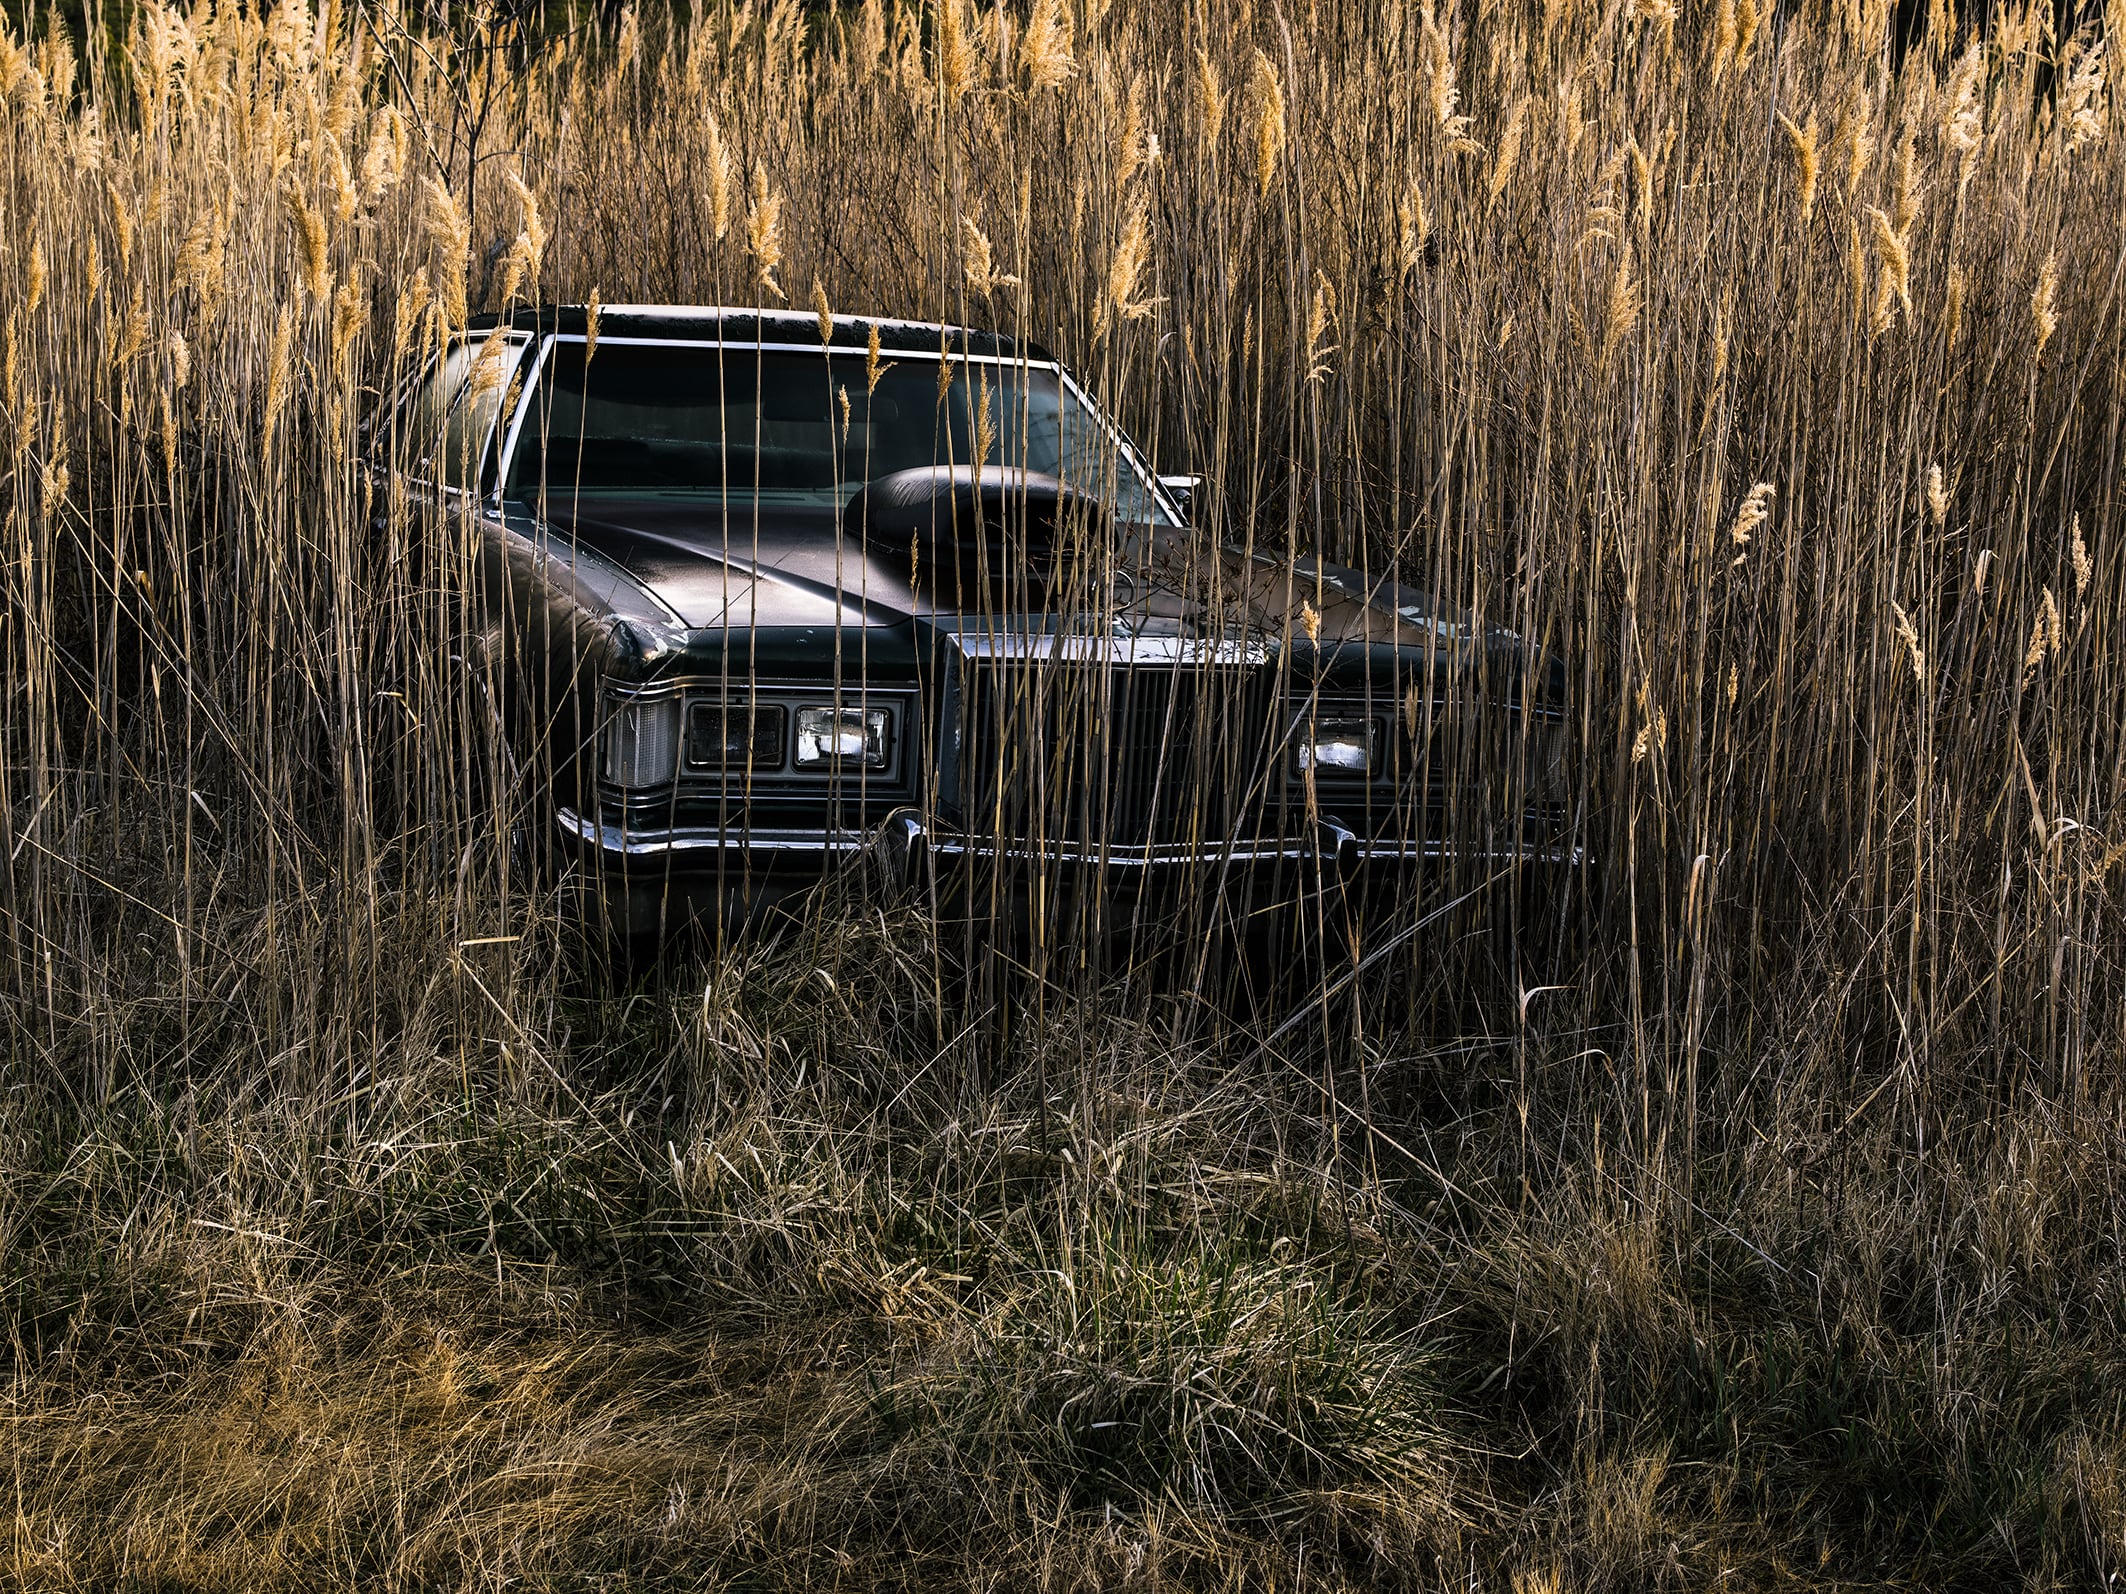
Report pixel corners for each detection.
[1295,717,1377,777]
[794,705,890,770]
[603,695,681,788]
[688,699,786,770]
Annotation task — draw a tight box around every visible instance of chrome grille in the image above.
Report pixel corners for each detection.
[951,645,1275,851]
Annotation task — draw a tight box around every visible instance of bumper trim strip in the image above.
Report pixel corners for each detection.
[557,808,1580,870]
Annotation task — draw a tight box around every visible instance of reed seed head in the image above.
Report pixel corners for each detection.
[1778,112,1820,224]
[1250,50,1285,195]
[1890,601,1925,685]
[746,167,786,300]
[2032,252,2059,359]
[704,111,733,242]
[1019,0,1075,92]
[935,0,974,101]
[1194,48,1224,150]
[960,216,1019,298]
[1730,481,1774,546]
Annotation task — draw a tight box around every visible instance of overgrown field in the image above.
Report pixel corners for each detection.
[6,0,2126,1586]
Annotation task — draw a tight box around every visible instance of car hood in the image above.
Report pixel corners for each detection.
[516,495,1562,708]
[522,497,917,630]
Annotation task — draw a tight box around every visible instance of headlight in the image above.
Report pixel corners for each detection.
[688,699,786,770]
[794,705,890,770]
[602,694,681,788]
[1295,717,1377,777]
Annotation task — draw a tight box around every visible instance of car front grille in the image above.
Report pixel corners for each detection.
[951,648,1279,853]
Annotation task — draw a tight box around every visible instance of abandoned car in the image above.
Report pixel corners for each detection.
[385,305,1571,941]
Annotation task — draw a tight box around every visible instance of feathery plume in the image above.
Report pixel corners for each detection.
[359,105,406,203]
[391,268,433,364]
[1019,0,1074,91]
[2024,586,2064,683]
[811,278,833,343]
[1711,0,1737,82]
[1735,0,1762,56]
[261,304,295,461]
[1926,465,1947,526]
[421,177,470,323]
[331,278,365,368]
[1778,112,1819,223]
[1420,3,1480,153]
[2064,44,2107,155]
[746,167,786,300]
[2031,252,2058,358]
[1195,49,1224,149]
[505,172,548,276]
[2072,514,2092,600]
[1489,97,1528,204]
[1600,258,1641,366]
[971,365,994,466]
[961,216,1020,296]
[853,0,887,76]
[1867,206,1910,331]
[1890,601,1926,685]
[1890,129,1921,236]
[1846,217,1870,325]
[285,180,332,301]
[1729,481,1775,547]
[1397,185,1431,275]
[496,172,545,305]
[107,179,134,267]
[324,131,357,223]
[704,111,733,241]
[1632,709,1668,763]
[1099,197,1163,331]
[1250,50,1285,195]
[935,0,973,100]
[865,322,892,394]
[1116,77,1153,192]
[175,209,226,307]
[1838,96,1874,199]
[2024,612,2049,681]
[1304,271,1338,385]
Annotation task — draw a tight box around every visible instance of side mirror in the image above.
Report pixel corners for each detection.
[1158,473,1204,523]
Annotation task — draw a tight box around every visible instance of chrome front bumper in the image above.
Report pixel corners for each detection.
[555,806,1580,875]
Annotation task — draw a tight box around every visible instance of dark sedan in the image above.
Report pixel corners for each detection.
[385,305,1571,945]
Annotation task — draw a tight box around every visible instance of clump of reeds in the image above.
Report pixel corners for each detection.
[4,0,2126,1587]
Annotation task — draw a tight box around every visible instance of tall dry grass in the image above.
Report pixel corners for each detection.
[5,0,2126,1586]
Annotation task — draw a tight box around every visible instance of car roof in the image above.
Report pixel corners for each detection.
[467,304,1056,363]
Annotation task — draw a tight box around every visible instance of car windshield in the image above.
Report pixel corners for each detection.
[503,339,1169,524]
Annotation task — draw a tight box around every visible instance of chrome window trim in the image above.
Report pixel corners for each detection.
[487,333,1181,526]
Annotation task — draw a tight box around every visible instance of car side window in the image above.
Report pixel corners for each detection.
[403,332,530,492]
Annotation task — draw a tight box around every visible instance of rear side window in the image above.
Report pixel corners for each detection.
[401,332,530,491]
